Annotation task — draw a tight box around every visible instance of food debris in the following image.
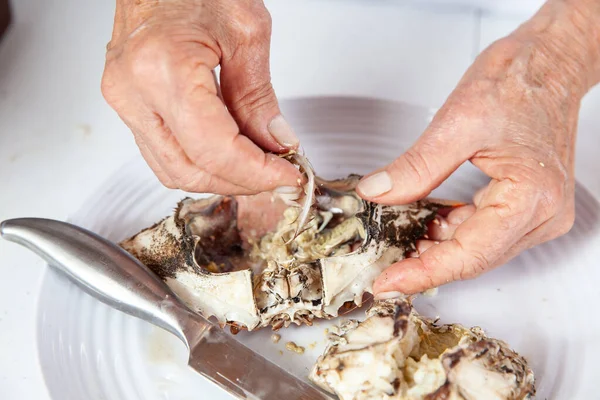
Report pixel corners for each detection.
[279,350,283,356]
[539,162,545,167]
[308,342,317,350]
[423,287,438,297]
[324,328,329,335]
[285,341,305,354]
[271,333,281,343]
[205,261,221,273]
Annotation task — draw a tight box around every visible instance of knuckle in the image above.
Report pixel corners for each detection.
[556,217,575,237]
[416,257,437,276]
[493,204,518,230]
[468,252,489,276]
[177,172,215,193]
[450,238,489,280]
[190,152,223,174]
[100,72,115,103]
[493,198,532,231]
[451,261,468,282]
[558,215,575,236]
[102,33,170,103]
[228,6,271,42]
[436,84,492,130]
[556,206,576,237]
[128,35,167,78]
[413,260,438,290]
[233,81,277,114]
[161,179,177,190]
[154,171,176,189]
[253,8,273,36]
[419,251,445,279]
[396,149,434,194]
[100,62,122,106]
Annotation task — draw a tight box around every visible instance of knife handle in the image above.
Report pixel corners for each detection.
[0,218,199,351]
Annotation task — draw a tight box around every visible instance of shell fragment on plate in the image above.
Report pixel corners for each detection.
[309,298,536,400]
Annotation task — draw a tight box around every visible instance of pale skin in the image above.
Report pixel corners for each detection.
[102,0,600,296]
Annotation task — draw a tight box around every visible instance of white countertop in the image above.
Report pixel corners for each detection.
[1,1,599,399]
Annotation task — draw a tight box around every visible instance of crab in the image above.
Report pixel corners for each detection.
[120,154,449,331]
[121,154,535,398]
[309,298,536,400]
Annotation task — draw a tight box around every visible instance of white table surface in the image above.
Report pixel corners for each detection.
[1,1,598,399]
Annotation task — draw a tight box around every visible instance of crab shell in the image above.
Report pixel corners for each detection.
[309,298,536,400]
[120,177,444,331]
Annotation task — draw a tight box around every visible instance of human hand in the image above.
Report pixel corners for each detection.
[356,0,600,296]
[101,0,301,195]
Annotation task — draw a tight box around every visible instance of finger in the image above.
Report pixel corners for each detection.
[124,106,255,195]
[475,221,554,274]
[162,66,301,192]
[501,200,575,262]
[412,204,570,292]
[473,184,492,207]
[408,239,439,258]
[130,128,174,187]
[220,33,299,152]
[373,179,539,295]
[428,205,476,241]
[415,239,439,255]
[102,46,251,194]
[356,109,484,205]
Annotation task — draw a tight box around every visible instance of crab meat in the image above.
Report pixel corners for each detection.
[309,298,535,400]
[120,175,445,331]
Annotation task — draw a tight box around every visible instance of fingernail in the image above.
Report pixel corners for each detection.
[357,171,393,197]
[447,205,476,225]
[374,291,404,301]
[434,216,448,229]
[268,115,299,148]
[275,186,301,194]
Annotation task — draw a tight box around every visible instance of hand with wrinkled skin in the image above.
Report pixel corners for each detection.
[102,0,301,195]
[357,0,600,297]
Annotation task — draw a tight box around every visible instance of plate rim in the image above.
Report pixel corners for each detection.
[34,95,600,400]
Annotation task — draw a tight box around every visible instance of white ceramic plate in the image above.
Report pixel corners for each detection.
[36,97,600,400]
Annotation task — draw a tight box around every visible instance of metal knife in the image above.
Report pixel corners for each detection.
[0,218,332,400]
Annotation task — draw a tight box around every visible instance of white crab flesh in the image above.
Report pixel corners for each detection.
[309,298,536,400]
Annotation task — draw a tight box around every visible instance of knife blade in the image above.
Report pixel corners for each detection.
[188,320,328,399]
[0,218,332,400]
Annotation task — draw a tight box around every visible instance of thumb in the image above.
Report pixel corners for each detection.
[219,37,298,153]
[356,122,480,204]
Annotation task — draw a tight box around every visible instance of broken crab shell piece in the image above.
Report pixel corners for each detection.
[309,298,535,400]
[119,195,264,329]
[120,177,448,331]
